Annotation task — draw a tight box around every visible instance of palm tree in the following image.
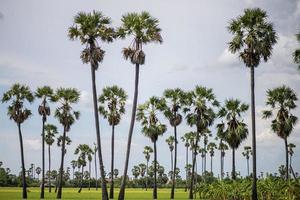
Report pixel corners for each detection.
[293,31,300,69]
[217,99,249,180]
[242,146,252,176]
[143,146,153,191]
[88,152,93,191]
[35,86,54,198]
[2,83,34,199]
[202,132,211,173]
[181,132,192,192]
[137,97,167,199]
[54,88,80,199]
[217,140,228,180]
[131,166,140,179]
[288,143,296,169]
[93,143,98,190]
[162,88,185,198]
[183,86,219,199]
[113,169,119,178]
[44,124,58,192]
[71,160,77,180]
[207,142,217,174]
[69,11,115,200]
[36,167,41,180]
[74,144,93,193]
[117,12,162,200]
[262,85,298,180]
[165,136,175,174]
[199,147,206,175]
[98,85,127,199]
[228,8,277,199]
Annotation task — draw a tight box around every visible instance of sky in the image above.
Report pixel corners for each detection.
[0,0,300,179]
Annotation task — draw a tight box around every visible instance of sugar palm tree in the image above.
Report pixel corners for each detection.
[288,143,296,168]
[36,167,41,180]
[35,86,54,198]
[217,99,249,180]
[183,86,219,199]
[137,97,167,199]
[202,132,211,173]
[162,88,185,198]
[293,31,300,69]
[117,12,162,200]
[88,152,93,191]
[113,169,119,178]
[242,146,252,176]
[54,88,80,199]
[131,166,140,179]
[165,136,175,174]
[71,160,77,180]
[75,144,93,193]
[228,8,277,199]
[217,140,228,180]
[199,147,206,175]
[181,132,192,192]
[68,11,115,199]
[2,83,34,199]
[143,145,153,191]
[93,143,98,190]
[262,85,298,180]
[98,85,127,199]
[138,163,147,178]
[207,142,217,174]
[44,124,58,192]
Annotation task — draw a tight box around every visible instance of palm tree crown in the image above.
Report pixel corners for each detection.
[44,124,58,145]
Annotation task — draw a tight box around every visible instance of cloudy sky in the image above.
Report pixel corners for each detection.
[0,0,299,178]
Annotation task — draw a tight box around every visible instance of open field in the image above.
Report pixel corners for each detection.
[0,187,188,200]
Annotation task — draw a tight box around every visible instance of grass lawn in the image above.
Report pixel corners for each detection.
[0,187,189,199]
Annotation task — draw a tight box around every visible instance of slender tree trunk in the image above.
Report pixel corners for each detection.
[56,126,66,199]
[18,123,27,199]
[247,158,249,177]
[78,166,84,193]
[185,146,188,192]
[204,143,207,173]
[55,176,58,193]
[289,154,292,178]
[41,114,45,199]
[110,124,115,199]
[118,63,140,200]
[232,149,236,180]
[189,137,199,199]
[284,138,289,181]
[153,141,158,200]
[94,151,98,191]
[250,66,258,200]
[89,161,91,190]
[170,151,173,177]
[220,151,223,180]
[146,160,148,191]
[48,144,52,192]
[210,155,213,173]
[171,125,177,199]
[90,63,109,200]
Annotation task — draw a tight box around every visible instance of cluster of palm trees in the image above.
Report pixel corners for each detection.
[1,7,299,200]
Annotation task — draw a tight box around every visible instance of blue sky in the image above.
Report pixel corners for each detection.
[0,0,300,178]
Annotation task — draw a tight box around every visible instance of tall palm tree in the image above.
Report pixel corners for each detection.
[217,140,228,180]
[162,88,185,198]
[69,11,115,200]
[228,8,277,199]
[117,12,162,200]
[36,167,41,180]
[44,124,58,192]
[143,145,153,191]
[98,85,127,199]
[183,86,219,199]
[207,142,217,174]
[262,85,298,180]
[131,166,140,179]
[199,147,206,175]
[75,144,93,193]
[242,146,252,176]
[35,86,54,198]
[181,132,192,192]
[54,88,80,199]
[165,136,175,174]
[138,163,147,178]
[93,143,98,190]
[2,83,34,199]
[137,97,167,199]
[71,160,77,181]
[217,99,249,180]
[88,152,93,191]
[202,132,211,173]
[293,31,300,69]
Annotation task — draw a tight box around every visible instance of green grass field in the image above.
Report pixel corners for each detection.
[0,187,189,199]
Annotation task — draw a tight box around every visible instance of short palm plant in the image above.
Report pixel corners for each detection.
[98,85,127,199]
[262,85,298,180]
[242,146,252,176]
[165,136,175,173]
[71,160,77,180]
[36,167,41,179]
[143,145,153,191]
[207,142,217,173]
[217,99,249,180]
[117,12,162,200]
[181,132,192,192]
[217,138,229,180]
[137,97,167,199]
[293,31,300,69]
[131,166,140,179]
[54,88,80,199]
[2,83,34,199]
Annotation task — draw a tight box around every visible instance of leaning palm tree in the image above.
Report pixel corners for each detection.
[228,8,277,199]
[293,31,300,69]
[98,85,127,199]
[242,146,252,176]
[137,97,167,199]
[165,136,175,174]
[117,12,163,200]
[162,88,185,198]
[183,86,219,199]
[262,85,298,181]
[35,86,54,198]
[68,11,115,200]
[217,99,249,180]
[207,142,217,174]
[2,83,34,199]
[143,145,153,191]
[44,124,58,192]
[54,88,80,199]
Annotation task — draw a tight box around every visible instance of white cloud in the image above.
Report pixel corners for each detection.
[24,139,41,151]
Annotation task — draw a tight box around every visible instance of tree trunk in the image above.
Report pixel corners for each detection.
[232,149,236,180]
[250,66,258,200]
[78,166,84,193]
[210,155,213,174]
[185,146,188,192]
[153,141,158,200]
[48,144,52,192]
[189,136,199,199]
[247,158,249,177]
[94,151,98,191]
[220,150,223,180]
[204,143,207,173]
[118,63,140,200]
[290,153,292,178]
[56,126,66,199]
[18,123,27,199]
[41,114,45,199]
[284,138,289,181]
[89,161,91,190]
[171,125,177,199]
[110,124,115,199]
[90,63,108,200]
[146,160,148,191]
